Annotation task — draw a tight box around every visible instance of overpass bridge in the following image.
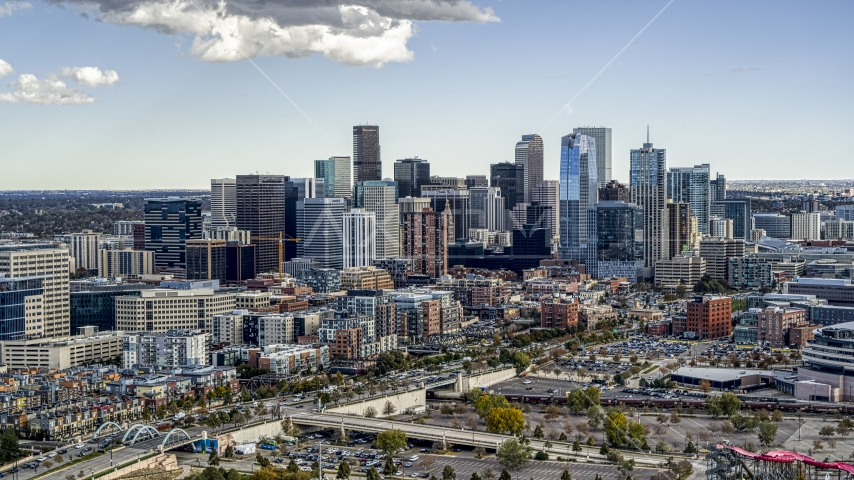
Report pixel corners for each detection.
[92,422,198,451]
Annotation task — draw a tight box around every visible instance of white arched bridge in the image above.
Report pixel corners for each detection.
[93,422,196,450]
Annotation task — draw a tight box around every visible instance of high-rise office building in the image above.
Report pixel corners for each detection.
[0,275,43,341]
[399,197,432,214]
[401,208,450,278]
[598,180,630,202]
[559,133,598,261]
[98,249,154,278]
[70,230,99,272]
[353,125,381,182]
[515,134,544,203]
[711,199,752,240]
[572,127,612,185]
[186,239,228,283]
[296,198,347,270]
[353,180,400,259]
[236,175,286,273]
[667,202,692,258]
[464,175,488,188]
[791,212,821,241]
[630,137,669,271]
[836,205,854,222]
[394,158,430,198]
[532,180,560,241]
[144,197,203,272]
[285,177,324,261]
[113,221,143,237]
[210,178,237,229]
[752,213,791,239]
[315,157,351,199]
[225,242,256,283]
[469,186,505,232]
[343,209,377,269]
[490,162,525,210]
[710,173,727,202]
[0,244,70,338]
[587,201,643,279]
[422,189,470,242]
[668,164,711,234]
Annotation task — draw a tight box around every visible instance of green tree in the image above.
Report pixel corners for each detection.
[684,441,697,454]
[375,429,408,455]
[470,473,482,480]
[758,422,778,447]
[495,439,532,470]
[287,460,300,473]
[367,467,381,480]
[499,469,512,480]
[336,460,351,479]
[560,470,572,480]
[443,465,457,480]
[533,425,544,439]
[240,387,251,402]
[255,452,270,467]
[587,406,602,430]
[0,428,21,462]
[475,394,511,419]
[208,450,220,466]
[141,408,151,423]
[223,445,234,459]
[383,456,397,476]
[572,440,582,453]
[155,405,168,420]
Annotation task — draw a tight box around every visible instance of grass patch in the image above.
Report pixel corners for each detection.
[641,365,659,374]
[30,451,104,480]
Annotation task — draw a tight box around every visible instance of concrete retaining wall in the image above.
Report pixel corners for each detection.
[215,420,292,451]
[459,368,517,392]
[325,389,426,418]
[96,454,179,480]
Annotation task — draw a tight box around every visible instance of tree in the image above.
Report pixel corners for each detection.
[470,474,482,480]
[224,445,234,459]
[443,465,457,480]
[495,439,532,470]
[375,429,408,455]
[705,393,742,418]
[141,408,151,423]
[655,441,670,454]
[0,428,20,463]
[364,406,378,418]
[698,380,712,393]
[475,394,511,419]
[561,470,572,480]
[605,412,629,448]
[367,467,381,480]
[684,442,697,455]
[255,452,269,468]
[208,451,220,466]
[485,408,526,435]
[383,456,397,476]
[771,410,784,423]
[533,425,544,439]
[383,400,396,416]
[587,406,602,430]
[499,469,512,480]
[819,426,836,438]
[287,460,299,473]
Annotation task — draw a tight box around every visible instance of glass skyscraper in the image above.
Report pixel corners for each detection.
[559,133,597,261]
[353,125,381,183]
[514,134,543,203]
[587,201,643,279]
[667,164,711,234]
[393,158,430,198]
[572,127,612,185]
[0,276,43,340]
[630,140,668,270]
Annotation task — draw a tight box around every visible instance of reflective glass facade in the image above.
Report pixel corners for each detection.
[559,133,597,261]
[0,277,43,340]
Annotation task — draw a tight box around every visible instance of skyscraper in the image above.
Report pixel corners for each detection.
[490,162,525,210]
[598,180,630,202]
[712,199,752,240]
[572,127,612,185]
[630,137,669,271]
[353,125,381,182]
[70,230,99,271]
[515,134,544,203]
[186,239,227,283]
[401,208,449,278]
[587,201,643,279]
[667,202,691,258]
[210,178,237,229]
[343,209,376,269]
[393,158,430,198]
[284,177,324,261]
[0,244,70,339]
[668,164,711,234]
[558,133,598,262]
[422,189,470,242]
[469,186,505,231]
[315,157,351,199]
[144,197,203,272]
[532,180,560,241]
[710,173,727,202]
[236,175,286,273]
[353,180,400,259]
[296,198,346,269]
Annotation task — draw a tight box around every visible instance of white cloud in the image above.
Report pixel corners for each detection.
[44,0,499,67]
[0,74,96,105]
[59,66,120,86]
[0,59,12,79]
[0,1,32,17]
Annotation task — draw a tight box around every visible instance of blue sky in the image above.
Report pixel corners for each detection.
[1,0,852,189]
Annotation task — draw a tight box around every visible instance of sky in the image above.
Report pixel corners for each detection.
[0,0,852,190]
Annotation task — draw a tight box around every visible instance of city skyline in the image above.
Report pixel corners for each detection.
[1,1,853,189]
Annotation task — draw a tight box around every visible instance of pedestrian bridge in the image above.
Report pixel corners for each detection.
[92,422,196,450]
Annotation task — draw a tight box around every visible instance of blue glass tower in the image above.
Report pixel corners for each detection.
[559,133,597,261]
[0,276,43,340]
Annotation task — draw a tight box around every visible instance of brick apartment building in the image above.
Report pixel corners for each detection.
[686,296,732,340]
[758,307,808,347]
[540,296,579,329]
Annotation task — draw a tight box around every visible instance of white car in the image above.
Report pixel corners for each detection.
[36,457,47,462]
[408,455,419,461]
[47,452,57,458]
[75,443,85,449]
[522,380,533,385]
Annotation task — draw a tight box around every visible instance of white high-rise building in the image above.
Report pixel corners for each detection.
[297,198,347,269]
[0,245,70,338]
[630,137,669,272]
[791,212,821,241]
[122,330,210,369]
[353,181,400,259]
[210,178,237,229]
[469,186,505,232]
[343,208,377,269]
[514,134,543,204]
[709,217,734,239]
[71,230,99,272]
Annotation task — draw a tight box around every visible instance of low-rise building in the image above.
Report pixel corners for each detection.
[122,330,210,368]
[540,296,579,329]
[654,255,706,290]
[340,266,394,290]
[758,306,808,347]
[0,331,123,369]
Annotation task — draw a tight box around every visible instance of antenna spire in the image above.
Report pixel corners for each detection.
[646,125,649,143]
